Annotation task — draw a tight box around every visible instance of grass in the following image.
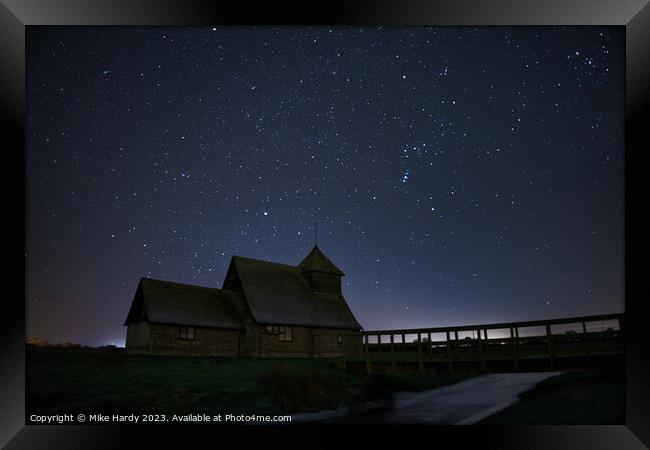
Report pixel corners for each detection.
[357,372,474,399]
[29,347,623,423]
[478,369,625,424]
[27,347,475,417]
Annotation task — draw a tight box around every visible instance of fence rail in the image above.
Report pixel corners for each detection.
[343,313,624,374]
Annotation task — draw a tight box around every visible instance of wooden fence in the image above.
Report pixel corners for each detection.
[342,313,624,374]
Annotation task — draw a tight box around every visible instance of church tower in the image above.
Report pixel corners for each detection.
[298,246,345,295]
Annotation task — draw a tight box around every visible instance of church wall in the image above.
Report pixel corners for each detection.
[314,328,362,358]
[126,321,362,358]
[255,324,312,357]
[148,323,241,356]
[247,323,361,358]
[125,322,151,353]
[222,268,260,356]
[124,322,151,353]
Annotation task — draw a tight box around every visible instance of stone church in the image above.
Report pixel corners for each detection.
[124,246,363,357]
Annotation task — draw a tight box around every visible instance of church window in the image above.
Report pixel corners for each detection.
[267,325,292,341]
[278,326,292,342]
[179,326,195,340]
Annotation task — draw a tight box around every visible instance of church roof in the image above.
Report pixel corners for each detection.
[124,250,361,331]
[124,278,244,330]
[230,256,360,329]
[298,245,345,276]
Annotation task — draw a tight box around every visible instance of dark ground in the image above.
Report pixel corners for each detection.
[26,346,470,418]
[478,369,625,424]
[27,347,624,424]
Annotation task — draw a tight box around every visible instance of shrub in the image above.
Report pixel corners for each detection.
[259,363,347,412]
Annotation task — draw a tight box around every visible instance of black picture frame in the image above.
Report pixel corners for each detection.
[2,0,647,448]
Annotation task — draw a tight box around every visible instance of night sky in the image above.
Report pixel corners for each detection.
[27,26,624,347]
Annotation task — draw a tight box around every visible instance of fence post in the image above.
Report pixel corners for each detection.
[390,334,396,373]
[477,329,486,372]
[510,327,518,371]
[546,323,555,370]
[582,321,592,369]
[515,326,521,370]
[364,334,370,375]
[446,331,453,373]
[484,329,490,362]
[373,334,378,370]
[417,333,423,373]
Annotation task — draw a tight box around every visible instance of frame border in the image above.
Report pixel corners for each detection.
[2,0,648,448]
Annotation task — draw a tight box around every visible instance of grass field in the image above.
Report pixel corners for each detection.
[28,347,622,422]
[26,347,472,417]
[478,369,625,424]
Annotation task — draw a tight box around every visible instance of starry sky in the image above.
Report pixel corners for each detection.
[26,26,624,346]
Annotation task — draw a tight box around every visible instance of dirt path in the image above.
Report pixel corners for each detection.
[383,372,562,424]
[304,372,562,424]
